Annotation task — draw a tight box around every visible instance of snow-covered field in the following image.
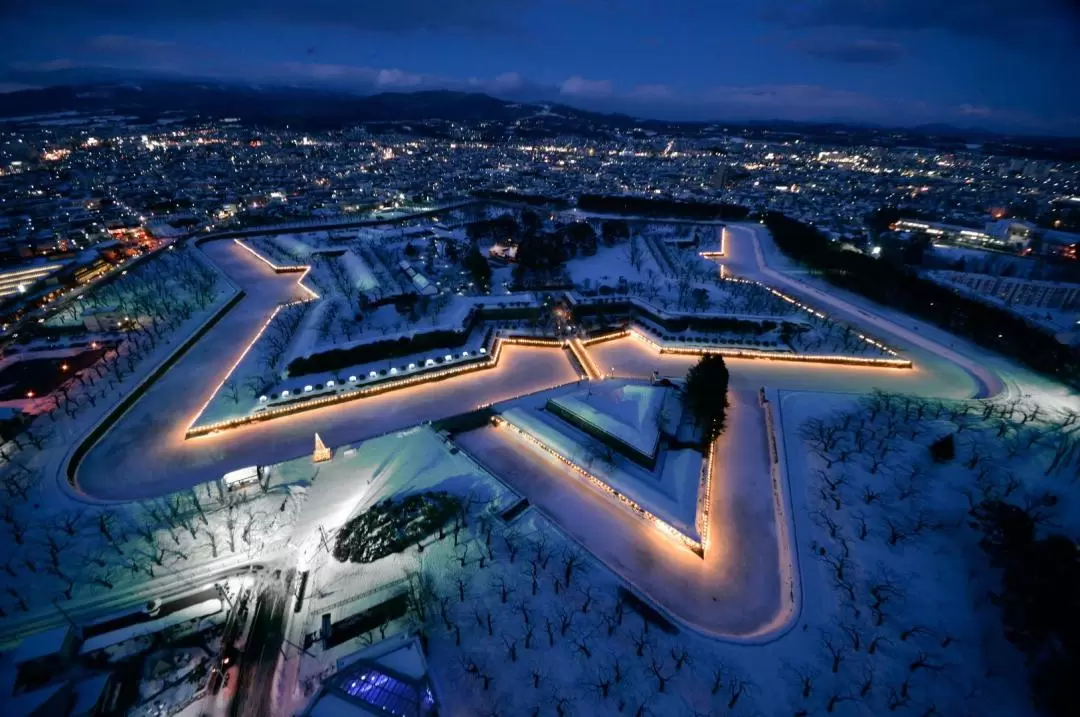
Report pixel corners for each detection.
[565,233,797,317]
[773,388,1080,716]
[44,246,224,330]
[5,210,1077,717]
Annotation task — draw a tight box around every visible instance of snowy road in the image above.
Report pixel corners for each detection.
[74,225,1065,501]
[457,387,784,637]
[75,240,580,500]
[62,219,1078,646]
[722,223,1077,408]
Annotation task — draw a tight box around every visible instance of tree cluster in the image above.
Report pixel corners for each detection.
[463,243,492,293]
[333,492,462,564]
[762,213,1080,384]
[683,354,730,444]
[970,500,1079,717]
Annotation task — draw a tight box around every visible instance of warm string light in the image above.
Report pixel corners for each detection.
[760,390,780,465]
[568,337,602,379]
[195,232,906,439]
[581,329,631,346]
[628,329,912,368]
[696,440,715,551]
[232,238,320,300]
[187,338,504,437]
[493,415,706,557]
[189,333,588,436]
[187,304,285,434]
[719,274,900,357]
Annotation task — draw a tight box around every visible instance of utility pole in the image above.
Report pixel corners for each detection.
[51,598,78,630]
[215,582,235,610]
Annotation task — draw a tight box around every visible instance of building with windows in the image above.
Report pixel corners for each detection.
[0,262,66,299]
[302,634,439,717]
[929,270,1080,310]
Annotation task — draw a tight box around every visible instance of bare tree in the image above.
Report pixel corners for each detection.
[726,672,753,710]
[670,646,691,672]
[648,656,673,693]
[501,635,518,663]
[557,606,575,636]
[561,547,586,588]
[822,630,847,673]
[868,574,905,627]
[825,691,854,713]
[631,627,651,657]
[524,559,541,596]
[840,622,863,652]
[503,529,520,563]
[899,625,934,643]
[908,651,945,673]
[789,663,817,700]
[530,533,551,569]
[867,634,892,655]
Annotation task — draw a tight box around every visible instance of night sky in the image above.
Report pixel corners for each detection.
[2,0,1078,134]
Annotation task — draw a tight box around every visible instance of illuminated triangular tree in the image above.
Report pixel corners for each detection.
[313,432,332,463]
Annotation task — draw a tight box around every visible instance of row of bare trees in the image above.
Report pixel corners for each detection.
[798,389,1074,715]
[384,494,761,717]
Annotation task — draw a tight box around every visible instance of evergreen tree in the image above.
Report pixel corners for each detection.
[684,354,730,444]
[463,243,491,292]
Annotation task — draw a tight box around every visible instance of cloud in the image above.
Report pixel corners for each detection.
[629,84,674,100]
[273,62,427,88]
[4,53,1075,134]
[0,0,523,35]
[0,82,39,93]
[763,0,1077,40]
[8,59,78,72]
[276,62,379,82]
[700,83,887,117]
[375,68,423,88]
[469,72,524,93]
[86,35,179,56]
[560,76,612,98]
[794,38,905,64]
[958,103,993,117]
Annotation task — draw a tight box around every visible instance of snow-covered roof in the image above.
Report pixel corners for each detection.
[305,634,436,717]
[6,681,66,717]
[340,251,380,293]
[9,625,72,663]
[500,405,701,538]
[79,598,223,655]
[548,383,670,459]
[71,673,110,715]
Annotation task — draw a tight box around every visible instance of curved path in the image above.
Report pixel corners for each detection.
[457,385,785,638]
[67,223,1073,639]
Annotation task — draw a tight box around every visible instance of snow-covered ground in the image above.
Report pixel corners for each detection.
[75,242,580,498]
[454,385,786,638]
[5,210,1076,716]
[43,245,224,330]
[547,381,674,459]
[770,387,1079,717]
[498,404,701,539]
[565,234,796,317]
[0,245,309,640]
